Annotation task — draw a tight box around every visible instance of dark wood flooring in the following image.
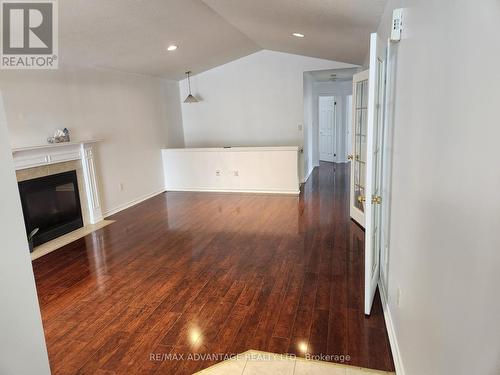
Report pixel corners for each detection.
[33,162,394,374]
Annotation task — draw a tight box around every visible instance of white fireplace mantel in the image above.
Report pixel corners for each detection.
[12,140,104,224]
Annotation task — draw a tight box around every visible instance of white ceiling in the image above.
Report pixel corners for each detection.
[202,0,386,65]
[59,0,386,80]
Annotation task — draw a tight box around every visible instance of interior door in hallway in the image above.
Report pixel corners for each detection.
[349,71,369,227]
[364,32,386,315]
[319,96,336,162]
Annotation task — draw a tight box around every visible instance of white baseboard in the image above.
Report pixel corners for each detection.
[103,188,166,218]
[165,187,300,195]
[379,282,405,375]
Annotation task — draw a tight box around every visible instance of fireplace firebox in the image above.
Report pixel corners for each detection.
[18,170,84,247]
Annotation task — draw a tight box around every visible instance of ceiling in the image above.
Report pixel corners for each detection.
[59,0,386,80]
[202,0,386,65]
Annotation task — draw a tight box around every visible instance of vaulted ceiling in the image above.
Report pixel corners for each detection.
[59,0,386,80]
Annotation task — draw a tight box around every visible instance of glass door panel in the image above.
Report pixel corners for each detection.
[353,79,368,214]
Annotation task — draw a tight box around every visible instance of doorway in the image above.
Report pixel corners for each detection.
[302,68,358,182]
[319,96,336,162]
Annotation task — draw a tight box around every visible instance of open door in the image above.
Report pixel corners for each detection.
[364,33,386,315]
[349,70,369,226]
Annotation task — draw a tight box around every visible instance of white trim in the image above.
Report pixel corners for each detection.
[12,140,103,225]
[80,144,103,223]
[11,139,102,154]
[378,282,405,375]
[165,146,299,152]
[165,188,300,195]
[103,188,166,218]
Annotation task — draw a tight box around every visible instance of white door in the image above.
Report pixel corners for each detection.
[349,71,369,226]
[364,33,386,315]
[319,96,335,162]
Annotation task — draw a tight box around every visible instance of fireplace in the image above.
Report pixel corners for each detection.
[18,170,84,247]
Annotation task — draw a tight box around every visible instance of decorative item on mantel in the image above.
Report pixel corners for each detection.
[47,128,70,143]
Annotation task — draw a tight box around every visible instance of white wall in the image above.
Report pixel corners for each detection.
[303,73,314,180]
[160,79,185,149]
[0,94,51,375]
[179,50,355,181]
[0,69,184,216]
[377,1,500,375]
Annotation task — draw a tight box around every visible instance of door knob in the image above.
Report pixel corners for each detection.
[371,195,382,204]
[347,154,353,160]
[357,195,365,203]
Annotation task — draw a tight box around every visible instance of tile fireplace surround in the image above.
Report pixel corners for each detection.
[12,140,105,257]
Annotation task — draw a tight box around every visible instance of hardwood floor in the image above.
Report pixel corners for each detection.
[33,162,394,374]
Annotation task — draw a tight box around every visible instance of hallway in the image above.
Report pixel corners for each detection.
[33,162,394,374]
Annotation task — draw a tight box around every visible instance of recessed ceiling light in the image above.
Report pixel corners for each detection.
[167,44,178,51]
[292,32,305,38]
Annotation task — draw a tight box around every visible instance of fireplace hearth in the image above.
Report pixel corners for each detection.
[18,170,84,248]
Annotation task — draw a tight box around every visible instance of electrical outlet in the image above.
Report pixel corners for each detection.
[234,170,239,176]
[397,287,402,308]
[215,170,221,176]
[118,182,124,191]
[298,124,303,131]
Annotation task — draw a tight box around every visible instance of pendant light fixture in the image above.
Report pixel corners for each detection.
[183,71,198,103]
